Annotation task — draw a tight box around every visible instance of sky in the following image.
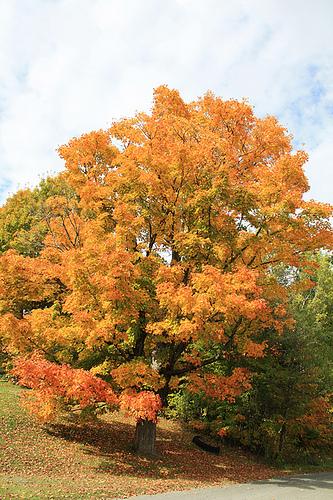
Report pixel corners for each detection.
[0,0,332,205]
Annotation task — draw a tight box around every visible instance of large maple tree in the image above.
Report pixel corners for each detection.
[1,86,332,454]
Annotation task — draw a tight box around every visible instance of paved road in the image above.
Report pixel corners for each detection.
[128,472,333,499]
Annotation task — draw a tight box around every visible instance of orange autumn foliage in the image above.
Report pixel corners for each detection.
[12,354,118,421]
[242,340,267,358]
[188,368,252,403]
[293,396,333,446]
[120,391,162,423]
[217,427,229,438]
[1,86,332,432]
[112,360,164,391]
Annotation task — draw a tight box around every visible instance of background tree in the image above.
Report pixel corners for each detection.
[0,175,77,257]
[230,324,332,463]
[1,86,332,455]
[180,257,333,463]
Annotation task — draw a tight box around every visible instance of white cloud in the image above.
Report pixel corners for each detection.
[305,136,333,204]
[0,0,332,204]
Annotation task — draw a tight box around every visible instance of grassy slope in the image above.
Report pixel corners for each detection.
[1,380,281,499]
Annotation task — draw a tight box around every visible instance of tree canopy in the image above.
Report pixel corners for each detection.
[1,86,332,454]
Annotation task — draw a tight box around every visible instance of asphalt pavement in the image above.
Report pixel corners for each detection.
[127,472,333,499]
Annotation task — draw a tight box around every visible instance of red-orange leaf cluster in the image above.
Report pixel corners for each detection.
[11,355,118,421]
[188,368,252,402]
[120,390,162,423]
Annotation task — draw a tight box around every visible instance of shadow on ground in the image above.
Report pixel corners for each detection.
[46,417,272,484]
[254,473,333,491]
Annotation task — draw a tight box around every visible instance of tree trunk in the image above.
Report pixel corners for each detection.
[278,422,287,455]
[134,419,156,455]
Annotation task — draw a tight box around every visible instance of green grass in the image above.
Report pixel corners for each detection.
[279,457,333,475]
[0,475,115,500]
[0,379,23,418]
